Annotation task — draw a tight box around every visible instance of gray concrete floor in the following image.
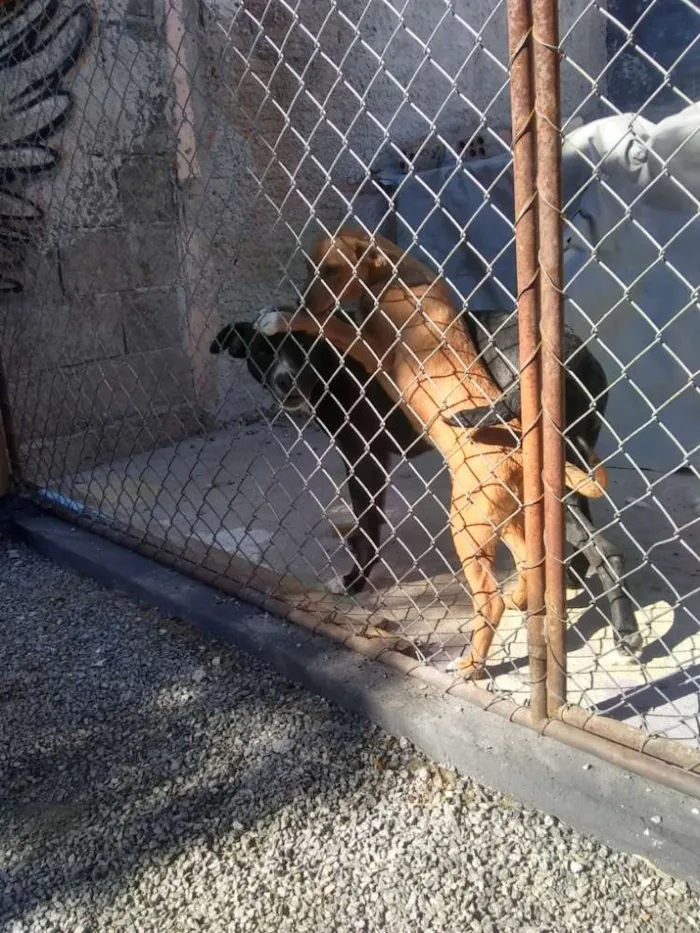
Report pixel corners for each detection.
[53,416,700,747]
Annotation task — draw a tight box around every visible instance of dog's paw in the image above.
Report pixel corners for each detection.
[614,630,644,658]
[326,569,367,596]
[255,307,287,337]
[447,654,487,680]
[326,574,349,596]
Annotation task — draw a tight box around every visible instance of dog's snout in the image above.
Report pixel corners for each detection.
[271,363,306,411]
[273,369,295,397]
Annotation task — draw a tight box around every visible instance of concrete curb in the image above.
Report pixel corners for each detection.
[13,512,700,887]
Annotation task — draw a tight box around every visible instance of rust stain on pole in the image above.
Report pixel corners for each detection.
[533,0,567,714]
[506,0,547,724]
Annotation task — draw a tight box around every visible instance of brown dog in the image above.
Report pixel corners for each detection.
[255,229,607,677]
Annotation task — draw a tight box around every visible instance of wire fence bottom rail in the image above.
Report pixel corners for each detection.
[21,485,700,804]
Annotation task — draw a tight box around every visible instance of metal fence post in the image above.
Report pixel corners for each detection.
[533,0,567,714]
[506,0,548,723]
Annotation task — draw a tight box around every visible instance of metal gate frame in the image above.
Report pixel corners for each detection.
[510,0,568,723]
[501,0,700,791]
[3,0,700,799]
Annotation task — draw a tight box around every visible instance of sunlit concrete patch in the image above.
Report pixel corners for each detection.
[59,418,700,747]
[195,527,273,565]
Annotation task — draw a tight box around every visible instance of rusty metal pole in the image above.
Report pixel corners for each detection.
[506,0,547,723]
[532,0,567,714]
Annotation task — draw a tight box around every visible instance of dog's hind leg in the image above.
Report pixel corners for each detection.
[564,500,642,655]
[500,512,529,612]
[448,488,508,679]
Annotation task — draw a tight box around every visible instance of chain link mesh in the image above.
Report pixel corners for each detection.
[0,0,699,754]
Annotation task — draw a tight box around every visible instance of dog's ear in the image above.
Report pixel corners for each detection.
[340,234,391,283]
[360,244,390,281]
[210,323,253,358]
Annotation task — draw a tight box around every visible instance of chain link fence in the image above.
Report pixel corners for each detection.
[1,0,699,784]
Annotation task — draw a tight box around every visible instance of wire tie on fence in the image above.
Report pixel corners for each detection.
[531,33,562,57]
[538,261,567,297]
[513,189,538,227]
[508,25,534,68]
[511,111,537,149]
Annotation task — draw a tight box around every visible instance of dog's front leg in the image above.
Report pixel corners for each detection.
[328,444,390,595]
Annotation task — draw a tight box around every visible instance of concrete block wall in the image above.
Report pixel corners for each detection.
[0,0,200,486]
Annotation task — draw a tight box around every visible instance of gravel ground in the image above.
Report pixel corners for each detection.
[1,534,699,933]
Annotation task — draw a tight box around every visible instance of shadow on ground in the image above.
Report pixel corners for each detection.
[0,549,384,923]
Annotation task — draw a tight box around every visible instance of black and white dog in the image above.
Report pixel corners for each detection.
[211,308,641,654]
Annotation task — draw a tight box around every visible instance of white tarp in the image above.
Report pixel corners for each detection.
[372,102,700,473]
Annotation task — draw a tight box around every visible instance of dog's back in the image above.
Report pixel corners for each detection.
[463,310,607,472]
[276,332,432,459]
[213,308,607,471]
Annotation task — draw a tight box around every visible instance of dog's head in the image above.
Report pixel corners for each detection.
[210,309,322,412]
[305,230,400,315]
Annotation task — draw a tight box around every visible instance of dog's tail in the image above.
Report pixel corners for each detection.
[564,445,607,499]
[445,401,512,430]
[446,406,607,499]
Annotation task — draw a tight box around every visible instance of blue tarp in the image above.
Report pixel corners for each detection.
[362,103,700,473]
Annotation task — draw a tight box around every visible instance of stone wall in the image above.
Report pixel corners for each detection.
[0,0,198,485]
